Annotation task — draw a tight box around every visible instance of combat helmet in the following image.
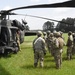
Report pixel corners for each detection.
[47,30,51,36]
[55,32,61,37]
[68,31,72,35]
[50,33,54,37]
[37,31,42,36]
[53,30,57,37]
[43,32,46,35]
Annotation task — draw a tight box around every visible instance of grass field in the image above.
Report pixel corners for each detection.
[0,34,75,75]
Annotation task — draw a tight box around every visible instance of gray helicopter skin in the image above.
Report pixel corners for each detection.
[0,18,25,54]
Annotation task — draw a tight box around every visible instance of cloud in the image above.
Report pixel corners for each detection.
[48,0,70,4]
[3,6,12,10]
[30,0,40,2]
[54,8,72,13]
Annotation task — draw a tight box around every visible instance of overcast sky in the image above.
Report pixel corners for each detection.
[0,0,75,30]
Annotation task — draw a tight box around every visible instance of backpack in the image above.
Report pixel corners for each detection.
[53,37,64,49]
[53,38,59,49]
[58,38,64,49]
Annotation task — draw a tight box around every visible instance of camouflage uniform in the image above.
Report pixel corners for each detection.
[16,30,21,51]
[53,32,65,69]
[33,31,46,67]
[43,32,47,55]
[59,31,64,40]
[72,33,75,55]
[43,32,47,41]
[66,31,73,60]
[46,31,51,53]
[49,33,55,56]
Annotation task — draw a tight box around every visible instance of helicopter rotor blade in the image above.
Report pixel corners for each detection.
[0,0,74,25]
[7,1,74,12]
[11,13,72,25]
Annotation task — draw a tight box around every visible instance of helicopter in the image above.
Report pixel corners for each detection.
[0,11,28,55]
[0,0,74,55]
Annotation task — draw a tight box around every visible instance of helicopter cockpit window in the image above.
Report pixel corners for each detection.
[0,26,14,46]
[0,27,8,46]
[13,20,25,31]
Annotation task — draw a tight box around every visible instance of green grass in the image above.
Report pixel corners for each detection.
[0,34,75,75]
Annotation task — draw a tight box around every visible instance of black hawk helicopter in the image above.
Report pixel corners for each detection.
[0,0,74,55]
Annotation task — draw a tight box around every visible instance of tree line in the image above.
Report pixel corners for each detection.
[43,17,75,32]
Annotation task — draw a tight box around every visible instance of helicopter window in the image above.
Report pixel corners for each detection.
[0,27,8,46]
[11,29,17,41]
[0,27,15,46]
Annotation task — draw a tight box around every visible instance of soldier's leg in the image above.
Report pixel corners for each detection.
[67,52,70,60]
[70,50,73,59]
[50,48,53,56]
[67,48,70,60]
[60,53,62,65]
[54,55,61,69]
[17,40,21,51]
[57,56,61,69]
[40,58,44,68]
[67,47,72,60]
[72,47,74,55]
[34,52,39,67]
[71,47,73,59]
[39,51,44,68]
[51,49,55,56]
[48,46,50,53]
[34,59,38,67]
[73,47,75,55]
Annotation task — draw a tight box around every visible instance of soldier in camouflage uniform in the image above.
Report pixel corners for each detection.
[43,32,47,55]
[49,33,55,56]
[33,31,46,67]
[53,32,65,69]
[66,31,73,60]
[59,31,64,40]
[72,33,75,55]
[43,32,47,41]
[16,29,21,51]
[46,30,51,53]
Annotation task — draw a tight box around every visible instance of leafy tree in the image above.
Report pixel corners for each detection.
[56,17,75,32]
[43,21,54,32]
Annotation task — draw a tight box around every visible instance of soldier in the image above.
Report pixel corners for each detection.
[43,32,47,41]
[33,31,46,67]
[66,31,73,60]
[46,30,51,53]
[53,32,65,69]
[16,29,21,51]
[59,31,64,40]
[43,32,47,55]
[49,33,55,56]
[72,33,75,55]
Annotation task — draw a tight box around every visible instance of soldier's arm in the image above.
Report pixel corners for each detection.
[33,37,38,53]
[33,39,36,53]
[55,39,59,48]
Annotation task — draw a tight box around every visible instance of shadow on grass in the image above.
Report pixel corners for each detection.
[21,46,32,50]
[21,65,34,69]
[0,53,12,58]
[0,65,11,75]
[43,65,56,69]
[21,64,56,70]
[44,55,52,58]
[45,58,54,62]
